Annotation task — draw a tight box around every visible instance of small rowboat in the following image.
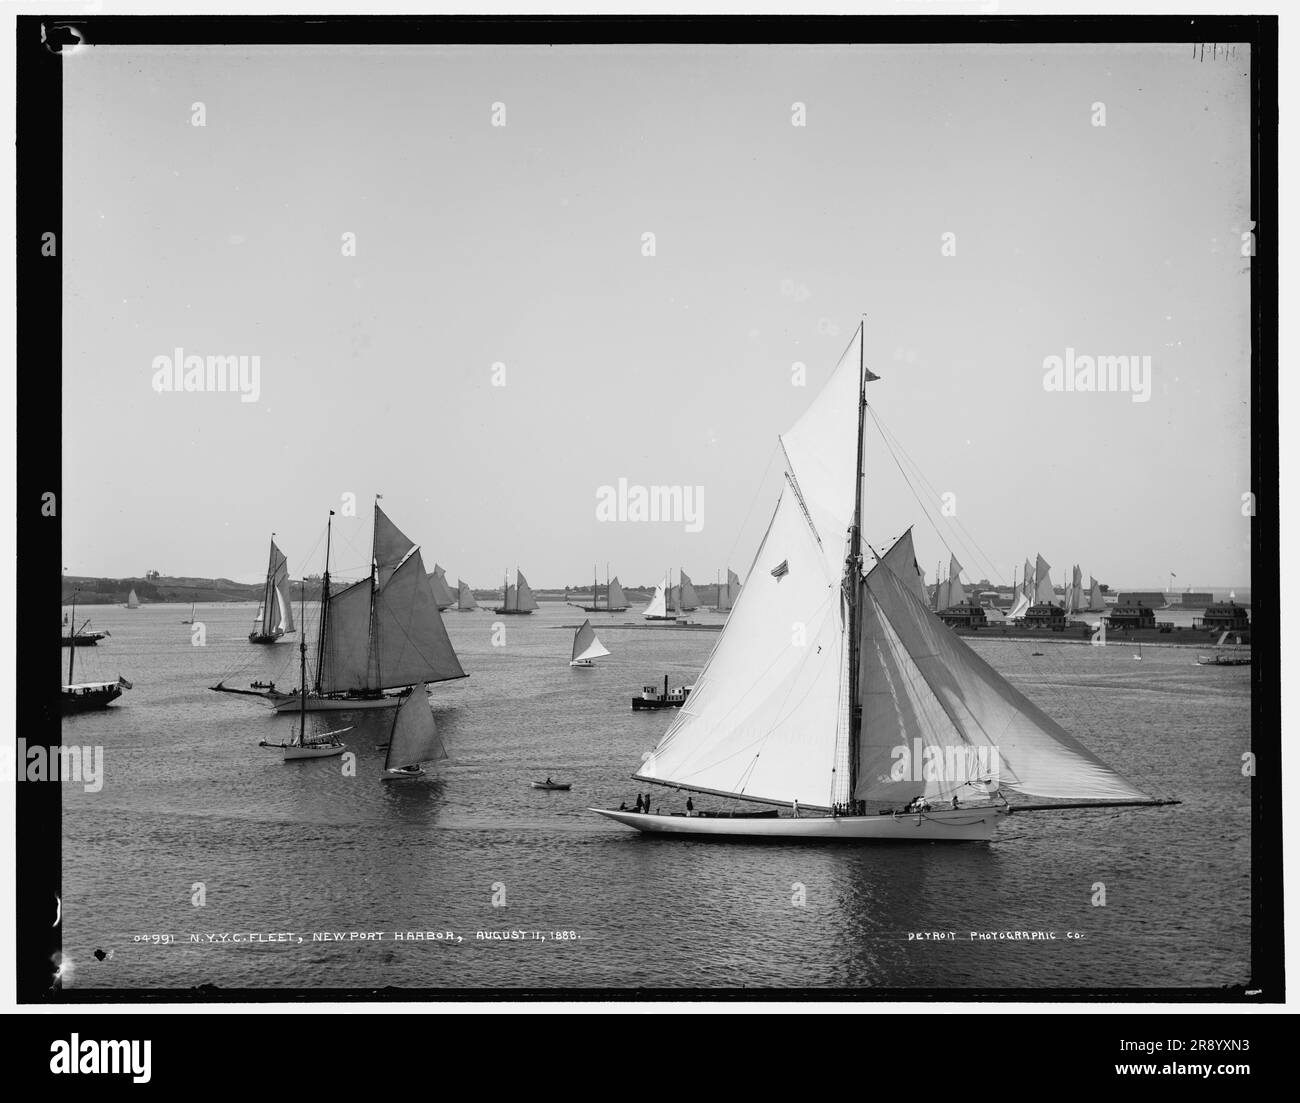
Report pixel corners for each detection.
[531,780,572,791]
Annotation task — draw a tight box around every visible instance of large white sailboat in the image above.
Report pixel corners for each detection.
[494,568,539,615]
[249,537,296,643]
[213,503,467,712]
[592,323,1173,842]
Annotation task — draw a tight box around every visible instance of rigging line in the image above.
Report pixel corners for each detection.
[722,442,781,577]
[869,408,1007,586]
[868,406,1001,585]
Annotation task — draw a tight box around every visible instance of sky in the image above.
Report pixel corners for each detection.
[62,41,1252,592]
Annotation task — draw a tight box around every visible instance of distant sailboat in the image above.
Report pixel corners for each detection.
[249,538,296,644]
[213,503,467,711]
[381,686,445,779]
[124,589,139,609]
[593,321,1173,841]
[642,576,677,621]
[62,591,131,713]
[570,619,611,667]
[1033,555,1056,605]
[429,564,456,612]
[259,583,350,760]
[670,570,700,614]
[181,603,196,625]
[495,568,539,615]
[457,579,478,611]
[1088,576,1107,613]
[573,567,629,613]
[714,568,742,612]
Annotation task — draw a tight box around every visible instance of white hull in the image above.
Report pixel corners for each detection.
[269,691,409,713]
[590,806,1007,841]
[569,659,594,667]
[282,743,346,760]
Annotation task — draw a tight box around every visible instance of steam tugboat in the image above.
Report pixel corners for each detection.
[632,674,692,711]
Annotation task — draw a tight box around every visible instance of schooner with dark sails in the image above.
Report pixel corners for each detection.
[212,502,466,712]
[249,537,296,643]
[592,322,1175,841]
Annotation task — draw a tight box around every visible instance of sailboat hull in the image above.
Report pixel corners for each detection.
[61,683,123,714]
[590,806,1007,842]
[269,690,410,713]
[281,743,347,760]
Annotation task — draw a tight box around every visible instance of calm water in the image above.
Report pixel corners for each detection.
[59,601,1251,992]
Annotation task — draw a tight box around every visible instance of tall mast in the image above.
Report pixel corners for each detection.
[263,535,275,636]
[314,511,334,694]
[298,578,307,746]
[846,319,867,808]
[368,498,381,688]
[594,563,599,611]
[68,590,77,685]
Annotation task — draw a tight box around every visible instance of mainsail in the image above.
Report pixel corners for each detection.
[678,571,700,611]
[1034,555,1055,604]
[514,570,539,611]
[856,553,1153,806]
[571,619,611,663]
[384,688,446,772]
[635,484,847,809]
[1088,576,1107,612]
[607,577,629,611]
[457,579,478,610]
[1070,564,1084,614]
[255,539,295,637]
[944,554,966,608]
[317,506,465,693]
[126,589,139,609]
[429,564,456,611]
[632,321,1157,818]
[642,578,670,619]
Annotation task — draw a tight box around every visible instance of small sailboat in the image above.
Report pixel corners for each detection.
[124,588,139,609]
[456,579,478,611]
[260,584,350,760]
[593,321,1174,842]
[181,603,196,625]
[214,503,466,711]
[429,564,456,612]
[641,576,678,621]
[494,568,539,615]
[381,684,445,779]
[249,538,296,643]
[61,592,131,713]
[569,619,611,667]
